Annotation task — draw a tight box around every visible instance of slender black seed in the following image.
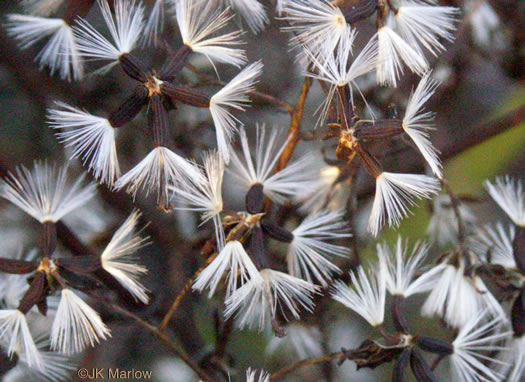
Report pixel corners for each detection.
[161,83,210,108]
[108,85,149,127]
[249,226,269,269]
[120,53,148,83]
[55,222,144,309]
[17,272,46,314]
[353,119,404,140]
[41,221,57,258]
[512,226,525,273]
[261,219,294,243]
[410,348,437,382]
[149,94,170,148]
[159,45,193,81]
[511,288,525,336]
[56,256,102,274]
[392,348,411,382]
[245,183,265,214]
[392,295,410,334]
[416,336,454,356]
[0,258,37,275]
[58,267,103,292]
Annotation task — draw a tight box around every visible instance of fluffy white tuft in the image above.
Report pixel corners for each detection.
[101,210,150,303]
[193,240,260,297]
[368,172,440,236]
[47,102,120,185]
[21,0,65,17]
[226,0,268,33]
[1,162,97,223]
[394,4,458,57]
[73,0,145,67]
[228,125,320,204]
[225,269,319,331]
[281,0,353,63]
[377,237,432,297]
[175,0,246,67]
[209,61,263,163]
[0,310,41,369]
[6,15,83,81]
[171,151,225,248]
[403,72,442,178]
[50,289,111,355]
[484,176,525,226]
[246,368,270,382]
[376,26,428,87]
[114,146,201,202]
[451,312,511,382]
[421,263,506,329]
[331,265,386,327]
[472,222,516,269]
[288,209,350,286]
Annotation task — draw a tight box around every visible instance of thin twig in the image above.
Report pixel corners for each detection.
[159,251,219,330]
[110,303,216,382]
[442,179,465,246]
[269,352,343,381]
[276,76,313,171]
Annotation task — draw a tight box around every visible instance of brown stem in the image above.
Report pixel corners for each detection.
[110,303,215,382]
[269,352,343,381]
[159,251,219,330]
[442,179,465,246]
[276,76,313,172]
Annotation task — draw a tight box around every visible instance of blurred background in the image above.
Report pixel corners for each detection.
[0,0,523,381]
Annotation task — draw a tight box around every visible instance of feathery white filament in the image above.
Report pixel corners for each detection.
[421,263,506,329]
[101,210,149,303]
[288,209,350,286]
[473,223,516,269]
[395,5,458,57]
[246,368,270,382]
[332,266,386,327]
[209,61,263,163]
[175,0,246,67]
[171,152,225,248]
[193,241,260,297]
[304,32,378,126]
[377,26,428,87]
[21,0,65,17]
[377,237,432,297]
[369,172,440,236]
[0,310,41,369]
[225,269,319,331]
[451,312,511,382]
[1,162,97,223]
[282,0,352,63]
[403,72,442,178]
[51,289,111,355]
[484,176,525,226]
[6,15,83,81]
[114,147,201,201]
[143,0,167,46]
[226,0,268,33]
[73,0,145,63]
[48,102,120,185]
[228,125,319,203]
[13,334,76,382]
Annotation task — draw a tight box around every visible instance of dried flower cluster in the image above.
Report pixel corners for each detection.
[0,0,523,381]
